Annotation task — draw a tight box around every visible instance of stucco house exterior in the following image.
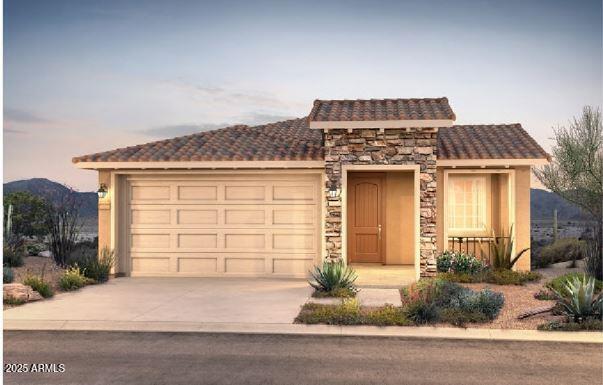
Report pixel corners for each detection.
[73,98,549,281]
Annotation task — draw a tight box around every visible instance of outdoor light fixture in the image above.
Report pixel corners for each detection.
[97,183,108,199]
[328,182,340,198]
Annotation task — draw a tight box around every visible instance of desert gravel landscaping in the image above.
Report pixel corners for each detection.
[459,282,560,330]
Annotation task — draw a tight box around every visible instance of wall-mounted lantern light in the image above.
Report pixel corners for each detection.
[97,183,108,199]
[328,182,340,198]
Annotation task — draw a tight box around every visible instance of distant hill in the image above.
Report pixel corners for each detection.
[530,188,586,221]
[3,178,97,221]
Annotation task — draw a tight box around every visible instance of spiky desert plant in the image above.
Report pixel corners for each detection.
[309,260,358,293]
[552,275,603,322]
[490,225,529,270]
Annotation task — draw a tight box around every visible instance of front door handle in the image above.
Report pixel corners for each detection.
[378,224,382,240]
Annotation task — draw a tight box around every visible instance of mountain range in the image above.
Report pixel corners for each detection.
[3,178,98,221]
[2,178,587,233]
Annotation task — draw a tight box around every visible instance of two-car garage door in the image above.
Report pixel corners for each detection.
[126,173,321,277]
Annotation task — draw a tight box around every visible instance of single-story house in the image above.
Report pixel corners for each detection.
[73,98,549,280]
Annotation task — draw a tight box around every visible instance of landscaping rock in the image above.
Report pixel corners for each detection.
[3,283,44,302]
[38,250,52,258]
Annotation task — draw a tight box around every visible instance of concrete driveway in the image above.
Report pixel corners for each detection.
[3,278,312,324]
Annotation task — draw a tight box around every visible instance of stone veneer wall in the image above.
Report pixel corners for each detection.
[324,128,438,277]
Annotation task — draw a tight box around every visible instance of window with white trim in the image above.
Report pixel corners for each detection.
[447,175,487,233]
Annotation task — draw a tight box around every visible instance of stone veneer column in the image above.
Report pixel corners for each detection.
[323,128,438,277]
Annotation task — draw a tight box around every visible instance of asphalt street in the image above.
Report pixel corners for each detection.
[3,331,602,385]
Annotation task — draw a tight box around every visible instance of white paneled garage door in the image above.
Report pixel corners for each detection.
[126,173,322,277]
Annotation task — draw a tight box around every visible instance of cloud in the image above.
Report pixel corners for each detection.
[4,128,28,134]
[141,123,231,137]
[241,112,297,125]
[141,112,297,138]
[4,108,49,124]
[172,80,293,109]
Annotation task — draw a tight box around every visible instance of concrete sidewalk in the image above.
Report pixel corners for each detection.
[4,319,602,344]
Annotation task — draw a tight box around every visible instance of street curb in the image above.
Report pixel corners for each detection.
[4,319,602,343]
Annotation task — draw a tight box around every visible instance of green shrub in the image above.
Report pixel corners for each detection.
[311,287,356,298]
[437,251,486,275]
[3,266,14,283]
[66,241,98,266]
[59,266,88,291]
[23,275,54,298]
[485,269,541,285]
[439,269,541,285]
[364,304,411,326]
[546,273,603,296]
[294,300,412,326]
[538,319,603,331]
[295,299,362,325]
[550,275,602,322]
[402,279,504,325]
[439,308,489,326]
[3,246,24,267]
[309,260,357,294]
[3,296,25,306]
[537,238,585,268]
[405,299,439,324]
[79,247,115,283]
[534,289,556,301]
[460,289,505,319]
[25,243,46,256]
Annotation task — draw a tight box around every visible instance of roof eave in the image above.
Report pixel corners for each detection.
[437,158,550,167]
[74,160,326,170]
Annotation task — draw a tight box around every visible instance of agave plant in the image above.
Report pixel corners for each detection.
[489,225,529,270]
[552,275,603,322]
[309,260,358,293]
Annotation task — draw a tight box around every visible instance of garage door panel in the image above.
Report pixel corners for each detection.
[178,257,218,274]
[225,258,266,274]
[178,186,218,201]
[224,209,266,225]
[272,233,315,251]
[177,233,218,249]
[130,185,171,201]
[131,209,171,225]
[131,257,170,274]
[127,174,321,277]
[177,209,218,225]
[131,233,171,249]
[224,233,266,249]
[272,258,315,275]
[272,184,316,201]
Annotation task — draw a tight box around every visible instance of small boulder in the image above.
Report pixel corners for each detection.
[38,250,52,258]
[3,283,44,302]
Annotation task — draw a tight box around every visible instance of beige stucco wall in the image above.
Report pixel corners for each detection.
[98,170,111,256]
[385,172,415,265]
[514,166,531,270]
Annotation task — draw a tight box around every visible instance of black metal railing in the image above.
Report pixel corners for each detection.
[447,236,511,263]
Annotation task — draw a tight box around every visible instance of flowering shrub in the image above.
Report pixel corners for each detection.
[436,251,486,275]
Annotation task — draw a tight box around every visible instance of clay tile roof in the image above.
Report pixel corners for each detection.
[73,119,548,164]
[72,118,324,163]
[308,98,456,122]
[438,124,549,160]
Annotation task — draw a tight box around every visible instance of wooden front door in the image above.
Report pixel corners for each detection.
[347,173,385,263]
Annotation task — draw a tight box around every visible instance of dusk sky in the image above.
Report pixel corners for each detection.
[4,0,602,191]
